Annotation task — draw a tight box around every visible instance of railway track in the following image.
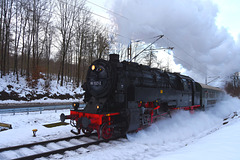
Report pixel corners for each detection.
[0,133,124,160]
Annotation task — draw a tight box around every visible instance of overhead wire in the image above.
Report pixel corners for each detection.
[131,35,164,61]
[162,36,216,76]
[57,1,166,43]
[15,0,133,41]
[55,0,146,41]
[57,0,111,21]
[163,36,203,65]
[85,0,128,20]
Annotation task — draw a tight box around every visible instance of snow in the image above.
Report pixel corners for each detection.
[0,109,73,147]
[0,95,240,160]
[152,121,240,160]
[0,73,84,105]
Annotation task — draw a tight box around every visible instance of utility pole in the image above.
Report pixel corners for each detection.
[127,40,132,61]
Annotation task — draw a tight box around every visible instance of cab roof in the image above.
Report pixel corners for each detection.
[198,83,223,92]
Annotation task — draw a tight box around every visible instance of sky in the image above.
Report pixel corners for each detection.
[87,0,240,40]
[86,0,240,85]
[212,0,240,40]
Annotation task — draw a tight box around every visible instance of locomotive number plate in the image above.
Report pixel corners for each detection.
[90,81,102,86]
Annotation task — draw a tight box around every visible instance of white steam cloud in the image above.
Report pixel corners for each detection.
[111,0,240,85]
[127,95,240,148]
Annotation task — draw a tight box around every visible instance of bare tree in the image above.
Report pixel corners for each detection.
[38,0,54,78]
[75,9,91,87]
[45,25,54,78]
[1,0,14,77]
[13,0,25,81]
[144,46,157,67]
[96,27,110,59]
[26,12,33,78]
[56,0,85,86]
[20,0,30,76]
[0,0,3,77]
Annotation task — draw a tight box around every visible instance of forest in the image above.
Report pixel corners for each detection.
[0,0,112,88]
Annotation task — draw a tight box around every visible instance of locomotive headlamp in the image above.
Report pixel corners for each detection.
[72,102,79,110]
[91,65,96,71]
[97,105,100,109]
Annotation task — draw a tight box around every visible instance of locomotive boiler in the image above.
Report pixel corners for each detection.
[61,54,223,139]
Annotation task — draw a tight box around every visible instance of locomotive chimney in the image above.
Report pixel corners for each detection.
[109,54,119,62]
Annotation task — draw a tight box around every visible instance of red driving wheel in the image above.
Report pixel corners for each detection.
[101,122,114,139]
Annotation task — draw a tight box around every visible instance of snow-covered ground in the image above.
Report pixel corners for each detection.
[0,73,84,104]
[0,95,240,160]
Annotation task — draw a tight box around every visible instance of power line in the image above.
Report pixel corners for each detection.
[57,0,111,21]
[86,0,128,20]
[54,0,165,43]
[55,0,135,40]
[162,36,214,76]
[163,36,203,65]
[16,0,133,41]
[147,46,207,76]
[171,54,207,75]
[131,35,164,61]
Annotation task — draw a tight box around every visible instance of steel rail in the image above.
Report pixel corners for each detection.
[13,136,122,160]
[0,133,97,153]
[0,133,125,160]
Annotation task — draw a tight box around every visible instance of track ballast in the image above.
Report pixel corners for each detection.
[0,133,125,160]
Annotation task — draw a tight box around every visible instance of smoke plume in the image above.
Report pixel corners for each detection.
[111,0,240,85]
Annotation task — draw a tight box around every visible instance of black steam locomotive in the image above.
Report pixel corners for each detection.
[61,54,223,139]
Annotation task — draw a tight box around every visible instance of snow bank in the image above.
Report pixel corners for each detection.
[0,73,84,103]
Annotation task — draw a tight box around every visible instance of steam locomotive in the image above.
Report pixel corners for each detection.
[61,54,223,139]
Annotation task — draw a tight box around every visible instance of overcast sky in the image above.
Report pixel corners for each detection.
[87,0,240,41]
[212,0,240,40]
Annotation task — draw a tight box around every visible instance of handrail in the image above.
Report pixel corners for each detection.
[0,104,86,115]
